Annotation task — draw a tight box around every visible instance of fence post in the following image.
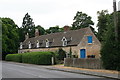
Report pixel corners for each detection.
[51,57,54,65]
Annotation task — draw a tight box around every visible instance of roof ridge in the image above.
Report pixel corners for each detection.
[24,27,89,40]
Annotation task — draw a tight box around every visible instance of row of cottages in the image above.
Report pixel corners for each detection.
[18,26,101,58]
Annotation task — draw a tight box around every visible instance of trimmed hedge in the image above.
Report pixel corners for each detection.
[22,52,53,65]
[5,54,22,63]
[5,52,53,65]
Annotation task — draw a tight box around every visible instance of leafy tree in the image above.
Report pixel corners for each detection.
[35,25,45,35]
[100,12,120,71]
[118,12,120,41]
[22,13,35,31]
[72,11,94,30]
[97,10,110,42]
[1,18,19,59]
[19,13,35,41]
[19,13,46,42]
[57,48,66,60]
[18,27,25,42]
[45,25,63,34]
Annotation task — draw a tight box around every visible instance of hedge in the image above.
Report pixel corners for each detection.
[22,52,53,65]
[5,54,22,63]
[5,52,54,65]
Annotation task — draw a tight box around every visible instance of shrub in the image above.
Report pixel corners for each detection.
[22,52,53,65]
[5,53,22,63]
[5,52,55,65]
[57,48,66,60]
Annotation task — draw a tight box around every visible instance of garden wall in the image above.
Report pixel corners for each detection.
[64,58,103,69]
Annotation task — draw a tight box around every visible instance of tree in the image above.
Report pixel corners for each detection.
[117,12,120,42]
[45,25,63,34]
[1,18,19,59]
[72,11,94,30]
[22,13,35,30]
[19,13,35,42]
[57,48,66,60]
[97,10,110,42]
[35,25,45,35]
[100,12,120,71]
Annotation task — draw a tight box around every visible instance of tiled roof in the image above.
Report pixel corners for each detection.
[22,27,90,49]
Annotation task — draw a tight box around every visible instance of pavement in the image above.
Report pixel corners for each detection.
[45,64,120,79]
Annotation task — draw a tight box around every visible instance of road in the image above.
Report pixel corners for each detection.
[2,61,114,80]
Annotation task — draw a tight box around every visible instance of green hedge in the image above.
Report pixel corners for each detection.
[5,54,22,63]
[22,52,53,65]
[5,52,53,65]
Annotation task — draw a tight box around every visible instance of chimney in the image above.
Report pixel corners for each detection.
[25,33,29,40]
[35,29,39,37]
[63,25,70,31]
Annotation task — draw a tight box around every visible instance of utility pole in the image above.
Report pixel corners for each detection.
[118,1,120,12]
[113,0,118,42]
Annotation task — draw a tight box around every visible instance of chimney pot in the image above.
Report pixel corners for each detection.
[113,0,116,2]
[35,29,39,37]
[25,33,29,40]
[63,25,70,31]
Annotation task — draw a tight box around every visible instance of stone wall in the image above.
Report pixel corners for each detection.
[18,46,78,56]
[77,28,101,58]
[64,58,103,69]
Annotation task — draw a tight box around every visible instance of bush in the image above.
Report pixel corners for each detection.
[57,48,66,60]
[22,52,53,65]
[5,52,55,65]
[5,53,22,63]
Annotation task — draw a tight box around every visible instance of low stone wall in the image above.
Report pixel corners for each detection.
[64,58,103,69]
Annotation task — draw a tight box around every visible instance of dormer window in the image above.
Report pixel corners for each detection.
[46,39,49,47]
[28,41,31,49]
[36,40,39,48]
[20,42,22,49]
[62,37,67,46]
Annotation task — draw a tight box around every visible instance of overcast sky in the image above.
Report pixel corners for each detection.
[0,0,119,29]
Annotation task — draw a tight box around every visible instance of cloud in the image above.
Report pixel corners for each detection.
[0,0,114,29]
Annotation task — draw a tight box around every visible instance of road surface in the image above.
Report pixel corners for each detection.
[2,61,114,80]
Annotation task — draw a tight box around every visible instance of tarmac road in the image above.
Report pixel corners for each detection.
[2,61,114,80]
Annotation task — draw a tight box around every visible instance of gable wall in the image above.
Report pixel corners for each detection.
[77,28,101,58]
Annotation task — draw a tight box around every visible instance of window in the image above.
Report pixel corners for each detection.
[63,40,67,46]
[28,41,31,49]
[87,36,92,43]
[46,39,49,47]
[20,42,22,49]
[36,40,39,48]
[87,55,95,58]
[62,37,67,46]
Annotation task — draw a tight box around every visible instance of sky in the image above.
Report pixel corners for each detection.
[0,0,119,29]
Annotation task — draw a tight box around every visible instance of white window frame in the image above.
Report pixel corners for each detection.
[28,41,31,49]
[46,39,49,47]
[63,40,67,46]
[62,37,67,46]
[36,40,39,48]
[20,42,22,49]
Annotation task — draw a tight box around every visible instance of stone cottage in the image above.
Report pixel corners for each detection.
[18,26,101,58]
